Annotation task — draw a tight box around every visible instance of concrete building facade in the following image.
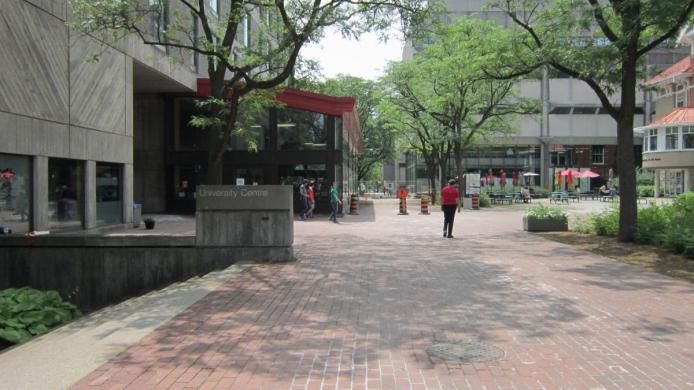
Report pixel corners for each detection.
[388,0,687,193]
[0,0,361,233]
[0,0,203,234]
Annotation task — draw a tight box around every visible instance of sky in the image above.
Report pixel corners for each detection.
[301,27,405,81]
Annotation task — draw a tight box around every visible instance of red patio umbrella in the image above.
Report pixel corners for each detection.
[566,169,573,186]
[555,170,562,186]
[512,171,518,187]
[499,169,506,188]
[578,170,600,178]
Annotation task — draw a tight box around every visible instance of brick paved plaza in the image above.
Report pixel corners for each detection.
[68,200,693,389]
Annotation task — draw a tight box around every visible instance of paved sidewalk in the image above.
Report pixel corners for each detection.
[15,201,694,389]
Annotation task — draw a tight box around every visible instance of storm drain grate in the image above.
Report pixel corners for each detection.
[425,341,505,363]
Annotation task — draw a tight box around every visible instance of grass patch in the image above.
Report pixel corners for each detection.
[536,231,694,284]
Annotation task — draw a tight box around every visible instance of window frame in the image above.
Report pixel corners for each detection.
[591,145,605,165]
[665,126,679,150]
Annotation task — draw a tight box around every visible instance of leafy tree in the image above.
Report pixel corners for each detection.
[489,0,694,242]
[310,75,397,189]
[385,18,537,190]
[70,0,434,184]
[379,79,451,198]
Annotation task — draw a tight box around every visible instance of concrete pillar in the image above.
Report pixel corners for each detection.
[684,168,691,193]
[32,156,49,231]
[122,163,133,224]
[84,160,96,229]
[654,169,660,198]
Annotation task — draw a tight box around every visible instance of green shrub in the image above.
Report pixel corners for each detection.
[0,288,81,345]
[530,186,551,198]
[636,167,655,186]
[637,185,654,197]
[665,192,694,257]
[479,192,491,208]
[592,208,619,236]
[525,204,567,220]
[572,215,595,234]
[634,203,672,245]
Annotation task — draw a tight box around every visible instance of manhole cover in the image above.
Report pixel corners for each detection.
[425,341,505,363]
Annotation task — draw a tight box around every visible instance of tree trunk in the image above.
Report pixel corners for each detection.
[617,56,638,242]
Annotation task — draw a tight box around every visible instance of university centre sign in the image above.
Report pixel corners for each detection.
[196,185,293,211]
[195,185,294,252]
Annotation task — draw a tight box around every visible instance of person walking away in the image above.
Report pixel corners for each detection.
[441,179,460,238]
[307,182,316,218]
[329,181,342,223]
[299,179,309,220]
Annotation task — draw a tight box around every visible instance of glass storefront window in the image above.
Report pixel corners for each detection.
[683,126,694,149]
[49,158,83,230]
[665,127,679,150]
[234,111,269,151]
[176,98,206,151]
[277,109,327,150]
[96,163,122,226]
[174,165,197,200]
[647,129,658,151]
[0,153,32,233]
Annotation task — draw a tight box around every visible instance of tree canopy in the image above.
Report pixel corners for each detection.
[383,18,537,189]
[489,0,694,241]
[70,0,436,183]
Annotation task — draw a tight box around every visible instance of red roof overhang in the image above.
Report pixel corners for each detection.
[645,56,694,85]
[195,80,363,151]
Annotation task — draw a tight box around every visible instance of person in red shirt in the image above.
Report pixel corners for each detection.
[307,182,316,218]
[441,179,460,238]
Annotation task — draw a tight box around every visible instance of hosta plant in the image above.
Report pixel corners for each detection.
[0,287,81,345]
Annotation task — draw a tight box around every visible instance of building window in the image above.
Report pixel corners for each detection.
[96,163,122,226]
[208,0,218,13]
[48,158,83,230]
[277,109,327,150]
[645,128,658,152]
[591,145,605,164]
[683,126,694,149]
[573,107,598,115]
[0,153,32,234]
[665,127,679,150]
[148,0,168,40]
[243,14,251,47]
[675,86,685,107]
[550,152,568,166]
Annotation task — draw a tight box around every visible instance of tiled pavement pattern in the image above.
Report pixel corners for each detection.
[72,201,694,389]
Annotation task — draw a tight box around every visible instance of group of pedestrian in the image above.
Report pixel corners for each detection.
[299,179,342,223]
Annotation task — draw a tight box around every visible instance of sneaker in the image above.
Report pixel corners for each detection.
[447,235,454,239]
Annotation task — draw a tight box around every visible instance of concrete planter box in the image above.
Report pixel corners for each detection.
[523,216,568,232]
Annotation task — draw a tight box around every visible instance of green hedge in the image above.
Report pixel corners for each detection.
[573,192,694,258]
[637,185,654,197]
[0,288,81,345]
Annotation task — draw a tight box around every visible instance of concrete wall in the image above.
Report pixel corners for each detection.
[643,150,694,169]
[0,235,292,312]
